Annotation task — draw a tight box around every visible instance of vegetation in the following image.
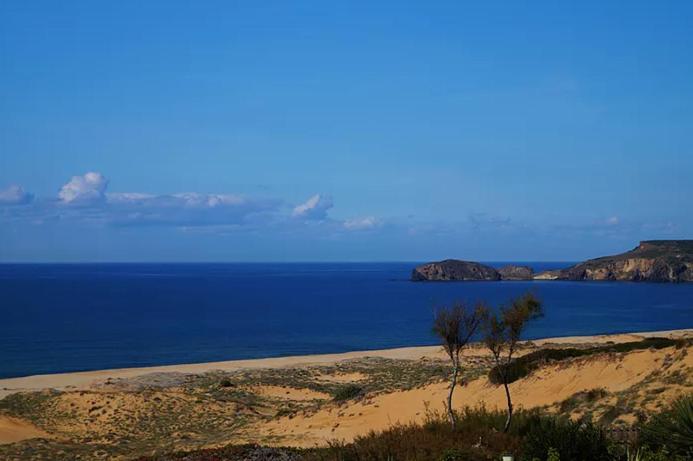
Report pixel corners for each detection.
[432,302,486,429]
[482,292,543,432]
[135,402,690,461]
[521,415,611,461]
[638,394,693,459]
[559,388,609,413]
[488,337,683,385]
[332,384,364,402]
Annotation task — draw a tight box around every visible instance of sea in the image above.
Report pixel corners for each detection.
[1,262,692,379]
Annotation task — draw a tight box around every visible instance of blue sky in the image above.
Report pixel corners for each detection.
[1,1,692,262]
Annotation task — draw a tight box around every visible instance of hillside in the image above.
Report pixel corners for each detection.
[542,240,693,282]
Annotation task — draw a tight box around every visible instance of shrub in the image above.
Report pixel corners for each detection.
[546,447,560,461]
[303,417,520,461]
[559,388,608,413]
[521,416,611,461]
[639,394,693,458]
[332,384,364,402]
[438,447,480,461]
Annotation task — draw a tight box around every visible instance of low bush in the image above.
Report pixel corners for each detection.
[332,384,364,402]
[560,388,609,413]
[638,394,693,459]
[521,416,612,461]
[304,409,521,461]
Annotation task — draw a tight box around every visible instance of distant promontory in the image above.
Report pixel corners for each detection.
[411,240,693,283]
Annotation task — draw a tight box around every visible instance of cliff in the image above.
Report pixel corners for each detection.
[536,240,693,282]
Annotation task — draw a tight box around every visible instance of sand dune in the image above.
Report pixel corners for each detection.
[259,344,692,446]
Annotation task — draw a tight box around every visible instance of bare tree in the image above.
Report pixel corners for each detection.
[483,292,542,433]
[432,302,487,429]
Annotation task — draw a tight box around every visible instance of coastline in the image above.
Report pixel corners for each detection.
[2,328,691,400]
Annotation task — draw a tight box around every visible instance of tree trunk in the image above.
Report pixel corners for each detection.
[502,378,513,433]
[447,361,459,429]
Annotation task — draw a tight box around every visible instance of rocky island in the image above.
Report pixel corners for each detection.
[411,260,532,281]
[412,240,693,282]
[411,259,501,281]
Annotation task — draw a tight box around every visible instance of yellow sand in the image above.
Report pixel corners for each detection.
[0,416,51,445]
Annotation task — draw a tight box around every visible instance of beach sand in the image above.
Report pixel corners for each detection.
[2,329,689,400]
[1,328,691,452]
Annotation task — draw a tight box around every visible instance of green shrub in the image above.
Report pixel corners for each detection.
[639,394,693,458]
[332,384,364,402]
[559,388,608,413]
[303,417,519,461]
[521,416,611,461]
[438,447,478,461]
[546,447,560,461]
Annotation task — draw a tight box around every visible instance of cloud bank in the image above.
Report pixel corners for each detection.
[0,172,280,228]
[0,173,381,233]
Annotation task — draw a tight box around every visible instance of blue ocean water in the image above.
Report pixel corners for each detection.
[0,263,692,379]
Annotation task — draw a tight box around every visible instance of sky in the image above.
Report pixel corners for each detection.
[1,1,692,262]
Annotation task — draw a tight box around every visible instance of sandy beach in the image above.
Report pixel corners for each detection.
[2,328,691,400]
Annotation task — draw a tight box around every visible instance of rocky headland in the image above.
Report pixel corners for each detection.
[536,240,693,282]
[412,240,692,282]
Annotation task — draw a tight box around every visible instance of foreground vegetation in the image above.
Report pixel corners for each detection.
[137,396,693,461]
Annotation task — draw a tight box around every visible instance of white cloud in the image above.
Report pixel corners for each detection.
[106,192,156,203]
[0,185,33,205]
[58,172,109,204]
[107,192,246,208]
[292,194,333,220]
[171,193,245,208]
[606,216,620,226]
[343,216,380,231]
